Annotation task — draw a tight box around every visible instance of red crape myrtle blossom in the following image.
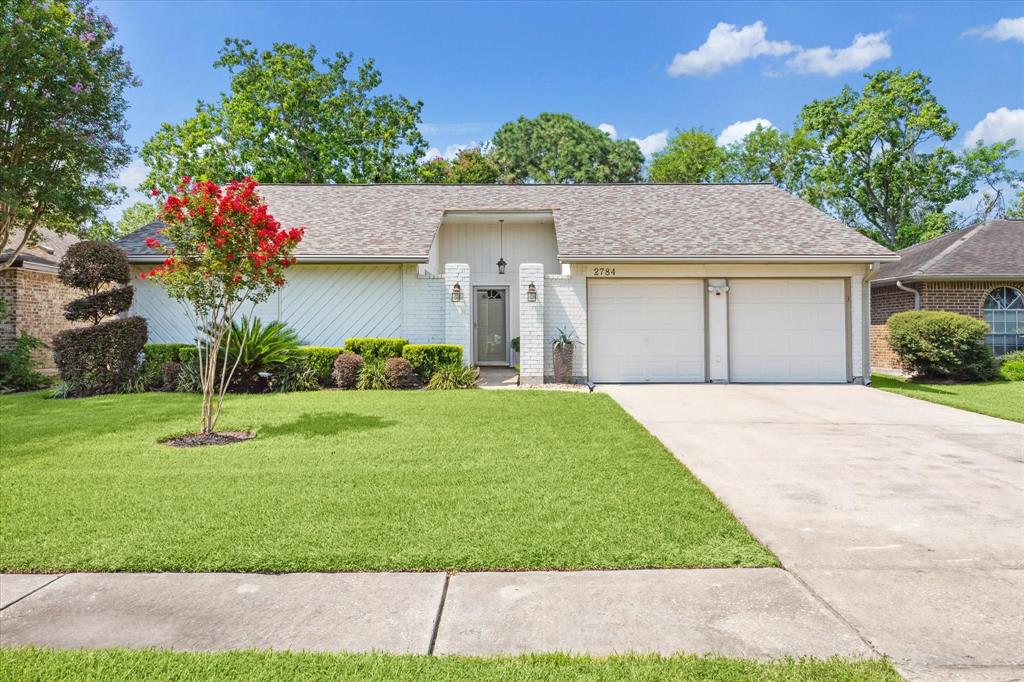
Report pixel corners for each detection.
[143,177,303,435]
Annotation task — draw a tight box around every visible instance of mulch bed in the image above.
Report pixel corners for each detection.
[160,431,255,448]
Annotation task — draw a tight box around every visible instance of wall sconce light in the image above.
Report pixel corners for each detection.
[527,282,537,302]
[497,257,507,275]
[451,282,462,302]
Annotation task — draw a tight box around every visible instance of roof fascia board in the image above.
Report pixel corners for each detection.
[559,254,899,264]
[872,273,1024,285]
[127,254,428,264]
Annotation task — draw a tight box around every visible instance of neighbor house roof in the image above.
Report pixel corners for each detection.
[117,183,896,263]
[2,228,79,272]
[872,220,1024,285]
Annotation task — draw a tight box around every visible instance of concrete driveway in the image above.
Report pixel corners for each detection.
[603,384,1024,681]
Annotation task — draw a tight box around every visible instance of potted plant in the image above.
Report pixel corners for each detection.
[551,327,577,384]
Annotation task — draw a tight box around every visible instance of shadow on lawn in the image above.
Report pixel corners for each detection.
[260,411,397,439]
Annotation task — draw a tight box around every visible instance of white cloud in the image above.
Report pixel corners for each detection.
[102,157,150,223]
[667,21,794,76]
[716,118,773,146]
[421,142,475,163]
[630,130,669,157]
[964,107,1024,149]
[786,32,892,76]
[598,123,618,139]
[965,17,1024,42]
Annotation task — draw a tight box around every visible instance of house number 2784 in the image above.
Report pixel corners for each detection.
[592,267,616,276]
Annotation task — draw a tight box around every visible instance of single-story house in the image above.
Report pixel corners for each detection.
[117,183,897,385]
[871,219,1024,370]
[0,228,82,371]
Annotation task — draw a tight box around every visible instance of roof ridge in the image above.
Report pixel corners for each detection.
[913,224,986,276]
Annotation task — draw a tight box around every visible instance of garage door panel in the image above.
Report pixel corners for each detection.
[729,279,846,383]
[589,279,705,383]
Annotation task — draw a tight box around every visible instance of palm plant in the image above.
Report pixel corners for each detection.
[213,316,302,392]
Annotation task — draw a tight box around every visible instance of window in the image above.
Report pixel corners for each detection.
[983,287,1024,356]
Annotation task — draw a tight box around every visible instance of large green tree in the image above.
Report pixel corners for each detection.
[490,113,644,183]
[140,39,426,191]
[649,129,727,183]
[1,0,138,270]
[797,69,1021,249]
[87,200,158,240]
[720,125,817,194]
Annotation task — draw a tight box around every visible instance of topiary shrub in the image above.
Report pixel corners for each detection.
[52,316,149,395]
[332,352,363,389]
[53,241,146,396]
[294,347,343,386]
[887,311,999,381]
[343,337,407,362]
[999,351,1024,381]
[385,357,419,389]
[401,344,463,380]
[427,363,479,390]
[356,358,391,390]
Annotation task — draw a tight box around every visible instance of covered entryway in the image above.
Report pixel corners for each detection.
[588,279,704,383]
[728,279,847,383]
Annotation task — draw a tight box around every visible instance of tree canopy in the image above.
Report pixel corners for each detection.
[140,39,426,192]
[417,148,501,184]
[797,69,1021,249]
[649,129,726,183]
[1,0,138,269]
[489,113,644,183]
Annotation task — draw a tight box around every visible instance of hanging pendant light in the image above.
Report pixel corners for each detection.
[496,219,507,275]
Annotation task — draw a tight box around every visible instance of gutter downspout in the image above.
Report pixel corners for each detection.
[896,280,920,310]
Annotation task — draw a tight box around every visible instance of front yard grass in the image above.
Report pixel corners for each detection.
[0,390,775,572]
[0,648,901,682]
[871,373,1024,424]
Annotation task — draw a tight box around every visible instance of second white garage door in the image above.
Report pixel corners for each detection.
[729,279,847,383]
[589,279,705,383]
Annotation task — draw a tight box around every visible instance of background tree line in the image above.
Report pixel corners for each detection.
[4,7,1022,270]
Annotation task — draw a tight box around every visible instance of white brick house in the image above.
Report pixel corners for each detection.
[118,183,897,385]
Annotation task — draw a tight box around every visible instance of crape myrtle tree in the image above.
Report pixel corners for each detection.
[1,0,138,270]
[143,177,303,435]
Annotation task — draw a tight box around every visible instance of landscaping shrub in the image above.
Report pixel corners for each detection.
[294,346,343,386]
[887,311,999,381]
[271,355,321,393]
[343,337,407,362]
[427,362,479,390]
[217,317,301,392]
[0,333,51,393]
[401,344,462,380]
[161,361,183,391]
[142,343,192,388]
[52,317,149,396]
[384,357,419,389]
[175,360,201,393]
[332,352,363,389]
[356,358,391,390]
[178,346,198,365]
[53,241,146,396]
[999,351,1024,382]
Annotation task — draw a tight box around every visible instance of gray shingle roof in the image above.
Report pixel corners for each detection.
[116,183,895,261]
[873,220,1024,284]
[2,228,79,271]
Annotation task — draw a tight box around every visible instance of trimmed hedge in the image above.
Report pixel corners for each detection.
[343,338,407,362]
[63,287,134,323]
[294,346,343,386]
[52,317,148,396]
[1000,351,1024,381]
[179,346,199,365]
[144,343,192,366]
[887,311,999,381]
[402,344,463,380]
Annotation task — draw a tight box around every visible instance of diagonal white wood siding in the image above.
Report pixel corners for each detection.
[131,264,424,346]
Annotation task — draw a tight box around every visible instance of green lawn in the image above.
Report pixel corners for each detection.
[0,390,774,572]
[872,373,1024,424]
[0,648,901,682]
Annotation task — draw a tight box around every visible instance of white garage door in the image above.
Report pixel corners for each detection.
[729,279,847,383]
[589,279,704,383]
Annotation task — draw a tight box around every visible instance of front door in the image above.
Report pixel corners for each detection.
[475,287,509,365]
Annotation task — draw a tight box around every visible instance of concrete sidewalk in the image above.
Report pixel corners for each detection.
[0,568,871,659]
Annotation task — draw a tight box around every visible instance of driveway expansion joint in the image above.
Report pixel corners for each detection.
[427,573,451,655]
[0,574,65,612]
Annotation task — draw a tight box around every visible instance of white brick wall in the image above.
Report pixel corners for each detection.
[518,263,545,383]
[444,263,471,365]
[402,264,444,343]
[851,272,865,383]
[544,270,588,381]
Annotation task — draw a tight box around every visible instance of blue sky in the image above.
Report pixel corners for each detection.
[96,0,1024,220]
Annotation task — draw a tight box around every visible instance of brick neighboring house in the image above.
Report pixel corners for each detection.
[0,229,82,371]
[870,219,1024,371]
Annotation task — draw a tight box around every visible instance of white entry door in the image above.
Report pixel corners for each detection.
[729,279,847,383]
[589,279,705,383]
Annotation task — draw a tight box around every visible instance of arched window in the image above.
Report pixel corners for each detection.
[983,287,1024,356]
